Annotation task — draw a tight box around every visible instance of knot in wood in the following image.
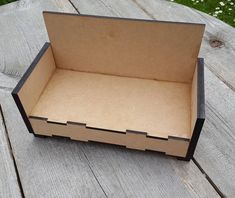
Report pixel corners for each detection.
[209,39,224,48]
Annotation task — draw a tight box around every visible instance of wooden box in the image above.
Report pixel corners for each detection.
[12,12,205,160]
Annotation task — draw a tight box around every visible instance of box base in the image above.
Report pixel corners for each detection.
[30,68,192,139]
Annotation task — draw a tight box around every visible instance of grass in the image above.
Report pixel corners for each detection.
[0,0,16,6]
[169,0,235,27]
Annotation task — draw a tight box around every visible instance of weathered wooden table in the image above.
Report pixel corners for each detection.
[0,0,234,197]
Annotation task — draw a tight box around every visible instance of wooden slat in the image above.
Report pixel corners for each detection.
[69,0,235,196]
[0,0,76,79]
[0,73,18,90]
[194,68,235,197]
[0,1,106,197]
[80,142,220,198]
[0,101,21,198]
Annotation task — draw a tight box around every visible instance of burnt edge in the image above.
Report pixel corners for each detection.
[11,42,51,134]
[126,129,147,135]
[43,11,205,26]
[183,58,205,161]
[168,136,190,142]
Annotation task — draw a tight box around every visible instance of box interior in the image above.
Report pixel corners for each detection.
[17,13,205,141]
[30,68,191,139]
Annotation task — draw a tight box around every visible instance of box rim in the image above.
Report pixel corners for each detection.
[43,11,206,27]
[11,41,205,160]
[185,58,205,160]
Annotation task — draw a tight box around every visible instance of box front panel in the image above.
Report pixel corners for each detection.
[29,117,189,158]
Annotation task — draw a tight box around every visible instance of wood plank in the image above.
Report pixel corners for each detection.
[0,0,77,87]
[0,73,18,90]
[0,106,21,198]
[0,1,106,197]
[70,0,235,196]
[80,142,221,198]
[194,68,235,197]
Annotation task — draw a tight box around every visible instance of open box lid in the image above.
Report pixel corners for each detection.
[43,12,205,83]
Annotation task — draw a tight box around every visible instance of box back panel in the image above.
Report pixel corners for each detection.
[43,12,205,83]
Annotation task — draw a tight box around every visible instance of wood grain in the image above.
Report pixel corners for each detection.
[132,0,235,91]
[0,0,76,78]
[0,105,22,198]
[70,0,235,196]
[194,68,235,197]
[71,0,235,91]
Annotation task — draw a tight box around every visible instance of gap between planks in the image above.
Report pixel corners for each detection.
[68,0,81,14]
[82,150,108,198]
[0,105,25,198]
[192,158,224,197]
[61,3,109,196]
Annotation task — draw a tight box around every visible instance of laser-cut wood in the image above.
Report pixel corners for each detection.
[12,12,205,159]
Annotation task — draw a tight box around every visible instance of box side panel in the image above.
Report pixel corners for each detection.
[17,44,56,116]
[185,58,205,160]
[12,43,56,133]
[29,117,189,158]
[43,12,205,83]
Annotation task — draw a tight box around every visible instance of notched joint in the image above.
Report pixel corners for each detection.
[29,115,48,121]
[168,136,190,142]
[126,129,147,135]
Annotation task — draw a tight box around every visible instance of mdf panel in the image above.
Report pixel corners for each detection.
[17,43,56,116]
[29,117,189,157]
[30,69,192,139]
[43,12,205,83]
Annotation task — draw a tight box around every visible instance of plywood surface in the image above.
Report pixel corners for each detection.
[31,69,191,139]
[44,12,204,83]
